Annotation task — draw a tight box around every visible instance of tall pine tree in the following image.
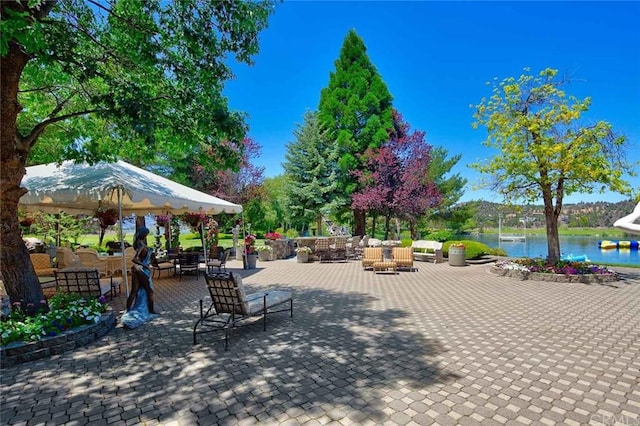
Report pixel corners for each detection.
[318,29,394,236]
[283,111,338,235]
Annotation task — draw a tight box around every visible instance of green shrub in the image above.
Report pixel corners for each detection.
[443,240,491,259]
[488,247,508,257]
[425,230,455,242]
[285,229,299,239]
[399,238,413,247]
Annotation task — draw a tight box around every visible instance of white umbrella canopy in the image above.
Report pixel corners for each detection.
[20,160,243,298]
[20,160,243,215]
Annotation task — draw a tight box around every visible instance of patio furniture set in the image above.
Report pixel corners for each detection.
[361,246,413,274]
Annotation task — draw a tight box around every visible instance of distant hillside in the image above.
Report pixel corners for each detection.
[462,200,636,229]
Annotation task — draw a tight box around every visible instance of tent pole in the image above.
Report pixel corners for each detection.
[242,212,247,269]
[200,212,208,266]
[117,186,129,299]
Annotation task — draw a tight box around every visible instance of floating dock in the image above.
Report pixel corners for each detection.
[598,240,639,250]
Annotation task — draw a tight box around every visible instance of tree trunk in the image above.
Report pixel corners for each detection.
[383,213,391,240]
[542,189,561,264]
[1,42,44,304]
[353,209,365,237]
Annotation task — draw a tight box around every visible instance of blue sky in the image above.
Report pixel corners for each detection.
[224,1,640,204]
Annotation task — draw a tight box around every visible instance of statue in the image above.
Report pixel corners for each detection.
[232,219,242,260]
[613,201,640,234]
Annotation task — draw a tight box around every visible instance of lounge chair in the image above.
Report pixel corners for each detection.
[392,246,415,271]
[362,247,383,270]
[193,272,293,349]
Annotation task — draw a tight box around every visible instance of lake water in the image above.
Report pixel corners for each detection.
[463,234,639,266]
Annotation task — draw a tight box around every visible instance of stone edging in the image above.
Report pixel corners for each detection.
[489,266,619,284]
[0,310,116,369]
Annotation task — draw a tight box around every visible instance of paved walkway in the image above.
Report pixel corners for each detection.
[1,258,640,425]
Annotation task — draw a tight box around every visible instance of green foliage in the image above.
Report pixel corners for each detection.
[283,110,339,230]
[285,229,300,239]
[443,240,490,259]
[7,1,275,168]
[471,67,635,262]
[317,30,394,229]
[0,293,108,346]
[30,212,93,246]
[489,247,509,257]
[399,238,413,248]
[427,148,466,204]
[471,68,634,204]
[425,230,456,242]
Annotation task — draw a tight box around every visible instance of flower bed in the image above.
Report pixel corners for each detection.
[490,259,619,284]
[0,310,115,368]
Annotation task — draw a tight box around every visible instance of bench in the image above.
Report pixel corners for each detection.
[411,240,444,263]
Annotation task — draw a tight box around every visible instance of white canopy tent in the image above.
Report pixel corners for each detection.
[20,160,243,296]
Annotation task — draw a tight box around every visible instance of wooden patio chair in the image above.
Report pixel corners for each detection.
[193,272,293,349]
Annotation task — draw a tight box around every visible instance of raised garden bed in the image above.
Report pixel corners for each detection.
[490,265,619,284]
[0,310,116,368]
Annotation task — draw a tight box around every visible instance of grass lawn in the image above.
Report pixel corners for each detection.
[27,231,262,251]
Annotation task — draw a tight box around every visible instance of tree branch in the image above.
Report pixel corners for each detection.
[20,108,103,150]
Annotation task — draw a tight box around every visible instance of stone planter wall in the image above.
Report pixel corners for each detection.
[0,310,116,368]
[490,266,619,284]
[258,250,272,261]
[265,240,294,259]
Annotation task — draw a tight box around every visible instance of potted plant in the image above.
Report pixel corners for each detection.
[155,214,171,227]
[265,232,282,241]
[296,246,312,263]
[182,212,205,228]
[448,242,467,267]
[94,207,118,226]
[256,245,273,261]
[244,234,258,269]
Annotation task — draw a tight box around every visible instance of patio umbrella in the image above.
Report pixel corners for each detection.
[20,160,243,296]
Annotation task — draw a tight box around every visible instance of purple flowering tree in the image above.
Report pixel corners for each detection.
[351,111,442,239]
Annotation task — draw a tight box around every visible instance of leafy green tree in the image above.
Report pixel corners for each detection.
[472,68,634,263]
[30,212,92,248]
[1,0,274,304]
[283,110,339,235]
[317,29,394,236]
[418,147,467,237]
[262,175,290,233]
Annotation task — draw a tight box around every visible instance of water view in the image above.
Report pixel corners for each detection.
[464,234,639,267]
